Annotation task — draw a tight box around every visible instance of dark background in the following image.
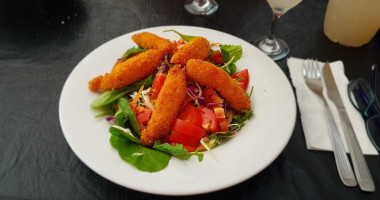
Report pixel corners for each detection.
[1,0,379,199]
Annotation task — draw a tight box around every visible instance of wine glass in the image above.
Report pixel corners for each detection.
[184,0,218,16]
[254,0,302,60]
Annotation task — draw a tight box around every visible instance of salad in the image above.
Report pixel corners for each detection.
[89,30,253,172]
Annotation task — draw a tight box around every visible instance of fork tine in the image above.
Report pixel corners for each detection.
[302,59,307,77]
[303,59,311,78]
[311,59,317,79]
[315,60,322,78]
[302,59,321,80]
[307,59,313,79]
[313,59,321,79]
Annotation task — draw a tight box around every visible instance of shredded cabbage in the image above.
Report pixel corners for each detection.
[141,87,154,111]
[130,87,154,111]
[229,123,241,131]
[200,138,218,162]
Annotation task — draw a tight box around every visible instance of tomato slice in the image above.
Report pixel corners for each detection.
[231,69,249,91]
[136,108,152,131]
[178,103,202,127]
[150,72,167,96]
[130,103,152,131]
[210,50,225,64]
[199,106,218,133]
[159,135,171,144]
[171,118,205,139]
[169,131,201,147]
[171,143,197,152]
[173,38,185,47]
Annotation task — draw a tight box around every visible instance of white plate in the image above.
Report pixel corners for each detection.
[59,26,296,196]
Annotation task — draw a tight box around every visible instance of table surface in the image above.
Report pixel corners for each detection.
[1,0,380,199]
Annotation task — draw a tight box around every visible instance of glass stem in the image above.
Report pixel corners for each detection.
[268,11,283,40]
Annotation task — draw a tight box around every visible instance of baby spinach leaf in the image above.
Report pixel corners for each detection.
[110,135,170,172]
[115,111,127,127]
[94,108,114,118]
[119,46,148,61]
[118,98,141,135]
[220,45,242,63]
[109,126,141,144]
[153,141,204,161]
[163,30,194,42]
[90,74,154,108]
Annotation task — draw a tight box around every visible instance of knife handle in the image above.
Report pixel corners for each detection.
[324,102,357,187]
[337,108,375,192]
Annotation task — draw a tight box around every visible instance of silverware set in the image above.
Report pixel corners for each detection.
[303,60,375,192]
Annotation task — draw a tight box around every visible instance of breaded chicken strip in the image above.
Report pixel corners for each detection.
[186,59,251,111]
[170,37,210,65]
[141,65,187,146]
[132,32,174,55]
[88,49,164,91]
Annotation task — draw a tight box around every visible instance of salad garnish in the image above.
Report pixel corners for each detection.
[89,30,253,172]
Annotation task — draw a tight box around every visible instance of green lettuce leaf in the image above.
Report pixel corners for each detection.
[90,74,154,108]
[110,135,170,172]
[153,141,204,161]
[119,46,148,61]
[220,56,237,75]
[220,45,243,63]
[118,98,140,135]
[219,44,242,75]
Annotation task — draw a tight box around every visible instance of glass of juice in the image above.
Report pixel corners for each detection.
[324,0,380,47]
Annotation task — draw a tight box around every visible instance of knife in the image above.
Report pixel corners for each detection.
[322,62,375,192]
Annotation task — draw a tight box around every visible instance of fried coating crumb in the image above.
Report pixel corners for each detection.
[186,59,251,111]
[88,75,102,91]
[88,49,164,91]
[132,32,174,55]
[170,37,210,65]
[141,65,187,146]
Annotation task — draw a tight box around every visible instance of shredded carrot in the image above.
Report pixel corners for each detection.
[211,42,220,46]
[213,131,236,135]
[227,112,233,125]
[197,144,207,152]
[131,85,144,104]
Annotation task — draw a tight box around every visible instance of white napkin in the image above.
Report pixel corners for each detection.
[287,57,378,155]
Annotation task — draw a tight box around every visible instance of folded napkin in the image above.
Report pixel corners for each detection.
[287,57,378,155]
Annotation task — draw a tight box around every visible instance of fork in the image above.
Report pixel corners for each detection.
[303,59,357,187]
